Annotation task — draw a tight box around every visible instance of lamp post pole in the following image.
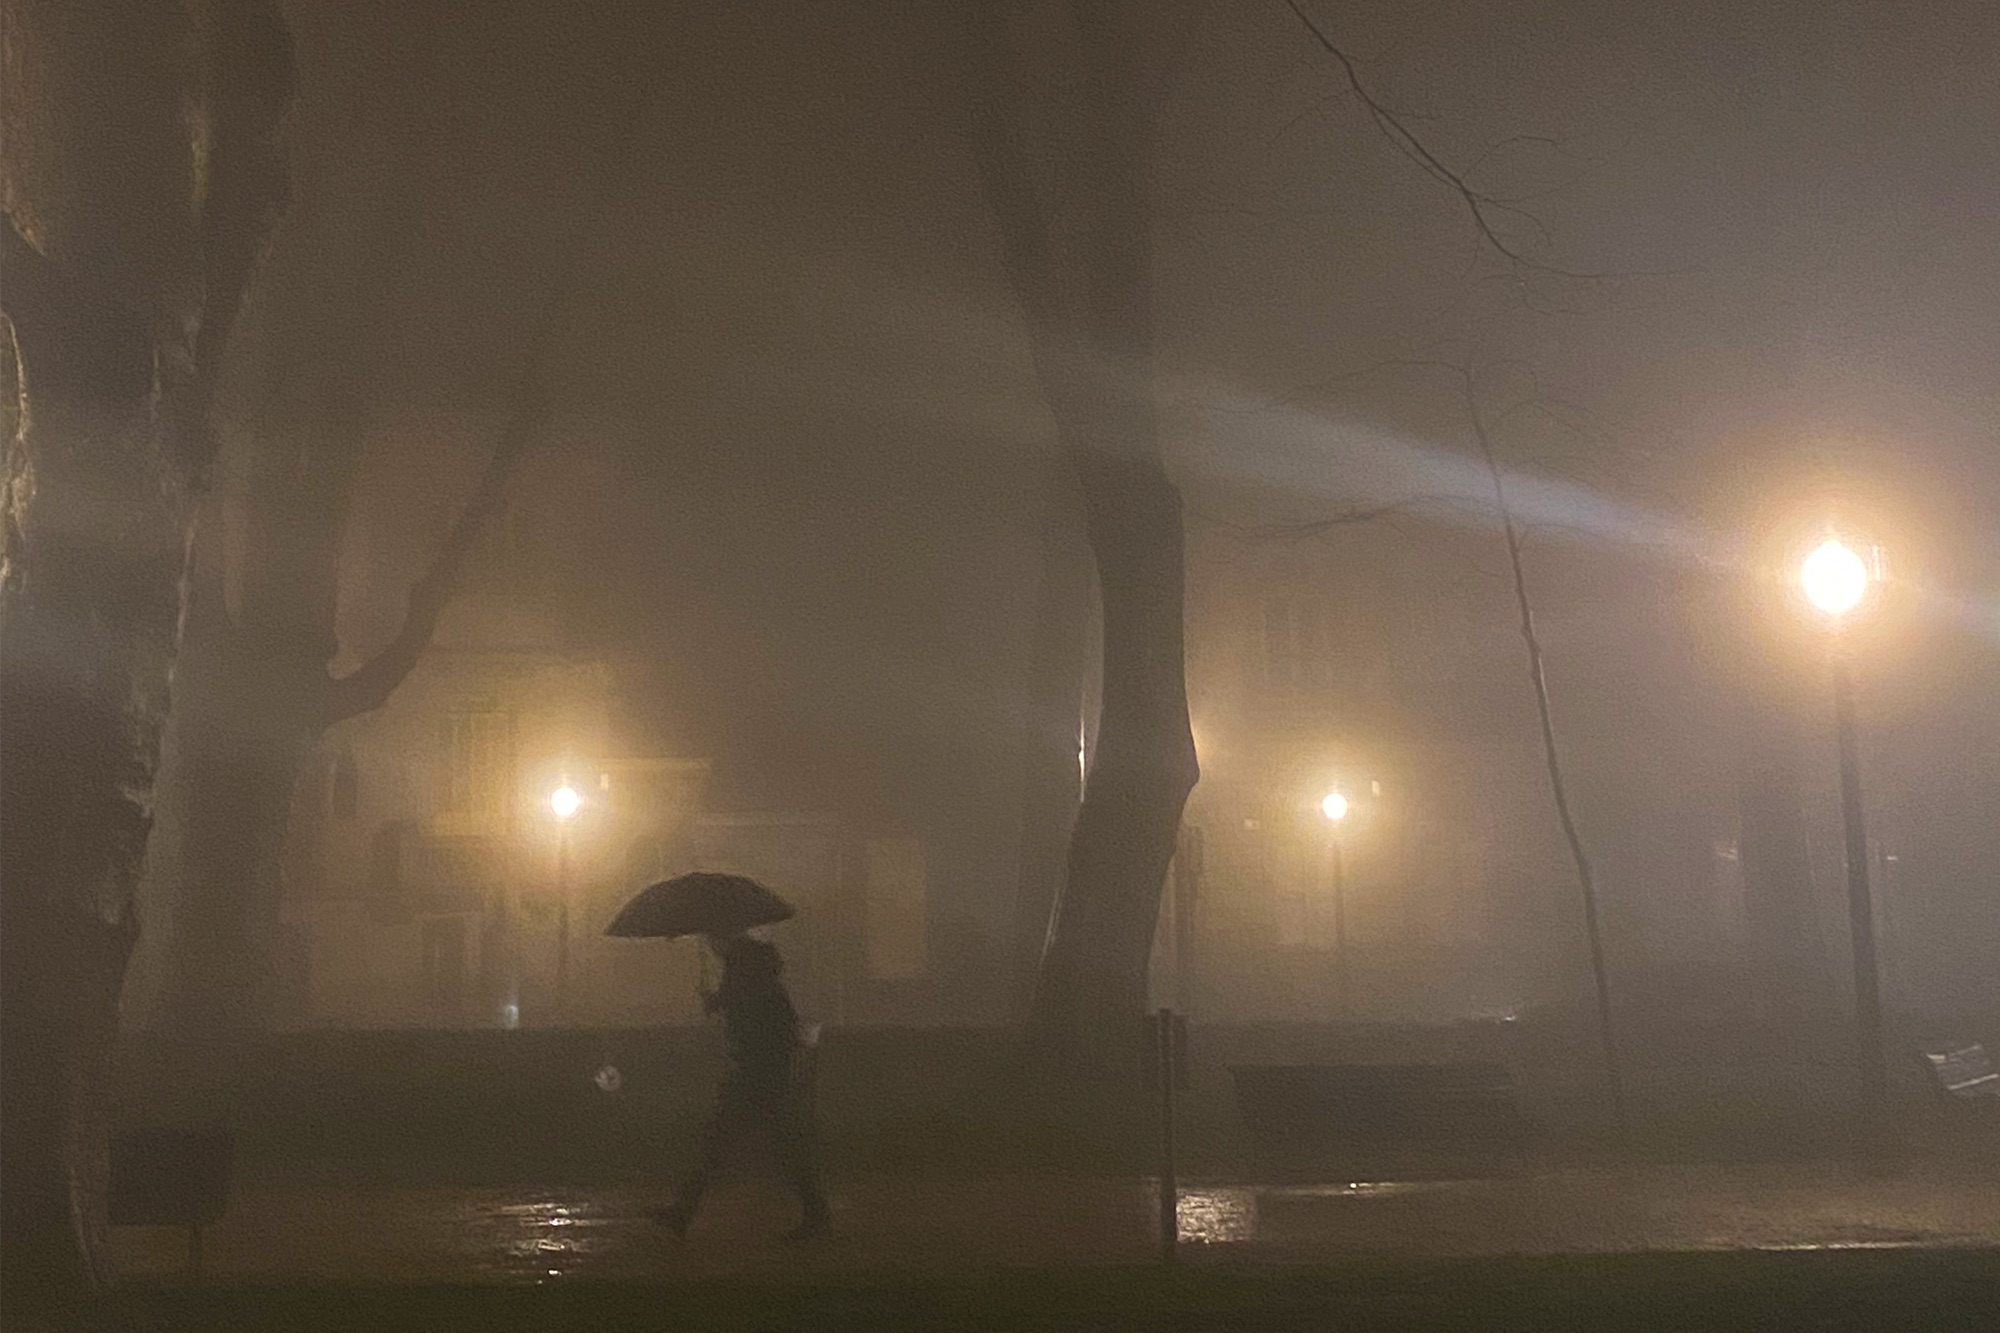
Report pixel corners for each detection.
[549,781,582,1022]
[1330,832,1350,1020]
[1799,537,1889,1150]
[556,821,571,1017]
[1320,791,1351,1020]
[1831,651,1887,1143]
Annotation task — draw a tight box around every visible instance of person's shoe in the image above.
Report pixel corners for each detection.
[649,1202,693,1239]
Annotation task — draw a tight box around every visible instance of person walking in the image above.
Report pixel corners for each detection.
[654,930,829,1241]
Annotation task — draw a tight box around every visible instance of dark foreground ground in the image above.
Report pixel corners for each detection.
[107,1250,2000,1332]
[114,1017,2000,1183]
[95,1018,1999,1329]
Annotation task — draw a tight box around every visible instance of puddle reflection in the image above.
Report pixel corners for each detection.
[1177,1187,1257,1244]
[498,1199,614,1278]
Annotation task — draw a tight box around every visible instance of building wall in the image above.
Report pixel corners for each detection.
[280,624,933,1028]
[1176,522,1578,1022]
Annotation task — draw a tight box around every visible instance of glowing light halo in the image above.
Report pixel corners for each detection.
[1801,539,1869,616]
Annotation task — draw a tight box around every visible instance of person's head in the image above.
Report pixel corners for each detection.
[712,931,780,979]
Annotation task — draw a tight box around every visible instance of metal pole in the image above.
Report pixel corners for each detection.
[1156,1007,1177,1263]
[1331,835,1350,1019]
[1174,828,1201,1016]
[556,824,571,1018]
[1831,653,1887,1145]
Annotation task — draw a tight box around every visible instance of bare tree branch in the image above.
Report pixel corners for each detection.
[318,50,661,727]
[1454,364,1629,1143]
[1188,499,1415,542]
[1279,0,1611,281]
[320,352,547,725]
[1458,133,1563,181]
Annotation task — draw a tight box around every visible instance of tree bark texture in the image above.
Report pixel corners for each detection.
[1010,468,1091,1011]
[966,1,1199,1066]
[0,0,293,1306]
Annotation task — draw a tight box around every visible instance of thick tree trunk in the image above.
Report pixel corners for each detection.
[1010,471,1091,1009]
[161,401,355,1039]
[968,2,1198,1069]
[0,388,180,1304]
[1026,454,1197,1063]
[161,583,327,1039]
[0,3,292,1306]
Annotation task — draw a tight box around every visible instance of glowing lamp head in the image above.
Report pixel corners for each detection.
[1801,539,1869,616]
[550,783,582,821]
[1321,791,1350,822]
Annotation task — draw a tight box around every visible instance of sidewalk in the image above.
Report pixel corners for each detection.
[110,1162,2000,1285]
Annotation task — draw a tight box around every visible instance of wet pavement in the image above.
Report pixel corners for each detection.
[110,1163,2000,1284]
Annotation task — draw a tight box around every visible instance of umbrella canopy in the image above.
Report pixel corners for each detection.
[604,872,795,939]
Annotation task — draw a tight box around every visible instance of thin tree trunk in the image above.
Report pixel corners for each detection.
[1465,385,1628,1141]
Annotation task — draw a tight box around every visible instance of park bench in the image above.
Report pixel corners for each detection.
[1921,1042,2000,1113]
[1231,1062,1532,1178]
[108,1125,234,1276]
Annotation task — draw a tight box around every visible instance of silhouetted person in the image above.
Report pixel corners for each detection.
[655,931,828,1240]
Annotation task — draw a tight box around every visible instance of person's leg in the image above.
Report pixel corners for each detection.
[656,1079,740,1236]
[775,1094,829,1236]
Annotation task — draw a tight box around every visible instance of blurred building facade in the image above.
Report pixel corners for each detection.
[1158,517,1756,1025]
[280,625,939,1029]
[262,481,942,1029]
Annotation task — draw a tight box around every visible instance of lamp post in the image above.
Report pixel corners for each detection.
[550,781,582,1016]
[1799,538,1887,1145]
[1321,791,1351,1019]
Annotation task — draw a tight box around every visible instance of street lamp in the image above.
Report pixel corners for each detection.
[1799,538,1887,1146]
[1321,790,1351,1019]
[551,781,581,1016]
[1801,539,1869,617]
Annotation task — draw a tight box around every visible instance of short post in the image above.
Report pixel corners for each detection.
[1156,1006,1178,1263]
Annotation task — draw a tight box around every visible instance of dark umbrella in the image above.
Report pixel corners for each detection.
[604,872,795,939]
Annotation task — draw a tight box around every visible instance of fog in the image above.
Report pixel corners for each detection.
[127,0,1996,1022]
[7,0,1999,1314]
